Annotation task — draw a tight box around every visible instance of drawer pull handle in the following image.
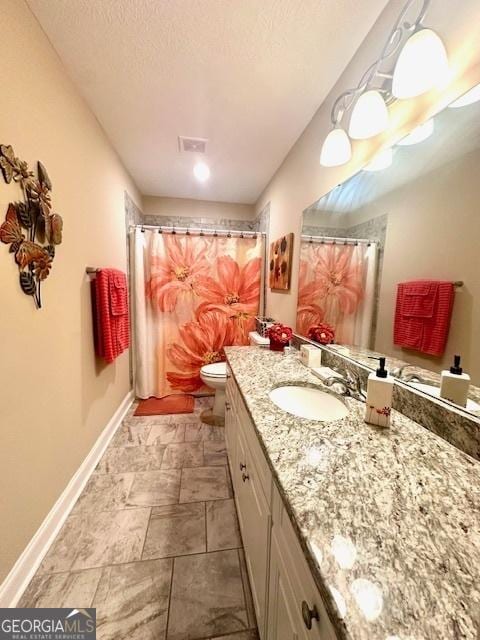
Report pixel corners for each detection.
[242,472,249,482]
[301,601,319,630]
[239,462,246,471]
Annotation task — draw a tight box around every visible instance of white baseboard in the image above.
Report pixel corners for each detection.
[0,390,135,608]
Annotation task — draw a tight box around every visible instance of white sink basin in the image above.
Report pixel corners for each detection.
[409,381,480,412]
[269,385,349,422]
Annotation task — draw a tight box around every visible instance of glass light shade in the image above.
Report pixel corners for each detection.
[448,82,480,108]
[397,118,434,146]
[364,148,392,172]
[193,161,210,182]
[392,29,449,99]
[348,90,389,139]
[320,128,352,167]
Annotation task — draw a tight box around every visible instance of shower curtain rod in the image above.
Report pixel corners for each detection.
[301,234,375,246]
[130,224,265,238]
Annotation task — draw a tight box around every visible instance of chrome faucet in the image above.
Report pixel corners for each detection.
[391,365,428,385]
[322,370,367,402]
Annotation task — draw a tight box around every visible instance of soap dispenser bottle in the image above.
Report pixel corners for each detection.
[365,357,394,428]
[440,355,470,407]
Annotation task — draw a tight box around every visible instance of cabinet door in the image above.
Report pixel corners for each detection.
[224,392,236,473]
[234,427,271,638]
[267,531,300,640]
[271,487,338,640]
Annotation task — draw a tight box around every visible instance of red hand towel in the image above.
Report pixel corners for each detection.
[394,280,454,356]
[92,268,130,363]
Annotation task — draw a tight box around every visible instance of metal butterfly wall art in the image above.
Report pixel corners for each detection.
[0,144,63,308]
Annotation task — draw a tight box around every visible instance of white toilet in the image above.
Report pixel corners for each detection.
[200,361,227,418]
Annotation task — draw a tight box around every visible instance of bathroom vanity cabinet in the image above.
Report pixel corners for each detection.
[225,367,337,640]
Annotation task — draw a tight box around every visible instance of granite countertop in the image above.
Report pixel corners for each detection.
[224,346,480,640]
[326,343,480,416]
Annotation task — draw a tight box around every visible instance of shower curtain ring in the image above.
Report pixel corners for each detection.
[141,225,145,233]
[200,229,204,236]
[309,236,312,243]
[171,227,176,234]
[214,230,218,237]
[158,227,162,234]
[227,231,231,238]
[186,229,190,235]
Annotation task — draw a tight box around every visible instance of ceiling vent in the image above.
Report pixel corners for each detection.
[178,136,208,153]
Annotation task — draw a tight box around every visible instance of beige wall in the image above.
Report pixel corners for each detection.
[0,0,142,582]
[256,0,480,328]
[365,149,480,383]
[143,196,255,222]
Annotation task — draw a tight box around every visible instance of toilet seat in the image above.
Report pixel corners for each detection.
[201,362,227,378]
[200,361,227,422]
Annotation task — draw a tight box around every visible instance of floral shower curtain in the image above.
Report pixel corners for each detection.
[133,229,263,398]
[296,240,377,346]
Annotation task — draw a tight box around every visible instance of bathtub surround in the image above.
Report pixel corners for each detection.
[125,191,143,227]
[0,0,142,584]
[142,196,256,232]
[225,347,480,640]
[140,196,270,234]
[143,214,256,232]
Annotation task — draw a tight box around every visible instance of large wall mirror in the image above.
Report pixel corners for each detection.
[296,81,480,417]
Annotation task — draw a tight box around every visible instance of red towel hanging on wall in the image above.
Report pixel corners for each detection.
[393,280,454,357]
[91,268,130,363]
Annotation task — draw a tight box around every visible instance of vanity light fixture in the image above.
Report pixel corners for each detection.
[319,0,449,168]
[392,28,449,99]
[320,128,352,167]
[364,147,393,172]
[397,117,434,145]
[193,161,210,182]
[448,82,480,109]
[348,90,389,140]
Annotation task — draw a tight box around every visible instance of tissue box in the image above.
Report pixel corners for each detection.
[300,344,322,368]
[255,316,275,338]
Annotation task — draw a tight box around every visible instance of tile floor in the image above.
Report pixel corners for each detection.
[19,397,259,640]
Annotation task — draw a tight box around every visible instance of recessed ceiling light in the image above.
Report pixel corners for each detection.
[193,161,210,182]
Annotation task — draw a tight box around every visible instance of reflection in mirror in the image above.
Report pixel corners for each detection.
[297,84,480,416]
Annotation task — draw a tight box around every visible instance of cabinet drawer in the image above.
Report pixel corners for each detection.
[272,484,338,640]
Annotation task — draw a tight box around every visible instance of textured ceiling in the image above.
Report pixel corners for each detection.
[27,0,389,203]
